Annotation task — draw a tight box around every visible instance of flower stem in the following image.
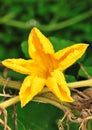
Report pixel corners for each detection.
[0,10,91,31]
[33,96,67,111]
[0,96,20,108]
[0,94,69,111]
[0,76,21,89]
[0,77,92,109]
[68,79,92,89]
[39,9,92,31]
[0,76,92,91]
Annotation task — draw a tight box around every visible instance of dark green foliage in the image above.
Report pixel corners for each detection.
[21,41,29,59]
[5,102,63,130]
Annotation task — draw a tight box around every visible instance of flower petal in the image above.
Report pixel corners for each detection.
[46,70,73,102]
[2,58,33,74]
[28,27,54,59]
[19,75,45,107]
[55,44,88,71]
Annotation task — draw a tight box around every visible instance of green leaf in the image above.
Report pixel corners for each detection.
[66,75,76,82]
[7,70,26,80]
[79,66,92,78]
[0,45,6,60]
[7,102,64,130]
[21,41,29,58]
[65,64,79,77]
[70,123,79,130]
[83,45,92,66]
[49,37,74,52]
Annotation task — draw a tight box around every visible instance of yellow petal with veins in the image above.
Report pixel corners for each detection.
[46,69,73,102]
[2,58,33,74]
[55,44,88,71]
[19,75,45,107]
[28,27,54,59]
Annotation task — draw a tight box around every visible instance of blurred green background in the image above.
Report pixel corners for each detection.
[0,0,92,60]
[0,0,92,130]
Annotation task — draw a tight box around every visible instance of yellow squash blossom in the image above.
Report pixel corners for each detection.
[2,27,88,107]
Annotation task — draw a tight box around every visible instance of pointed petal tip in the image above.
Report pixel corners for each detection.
[2,59,10,65]
[21,102,26,108]
[2,59,7,64]
[60,96,74,103]
[19,94,29,107]
[78,43,89,54]
[81,43,89,48]
[78,43,89,51]
[31,27,39,33]
[2,59,10,67]
[68,97,74,102]
[2,61,4,66]
[18,95,26,107]
[19,88,30,108]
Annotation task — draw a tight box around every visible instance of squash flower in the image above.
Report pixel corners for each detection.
[2,27,88,107]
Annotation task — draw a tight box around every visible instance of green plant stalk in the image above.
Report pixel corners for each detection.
[0,96,20,108]
[0,10,91,31]
[0,76,92,109]
[0,94,69,111]
[33,96,69,111]
[0,76,21,89]
[0,76,92,90]
[39,9,92,31]
[68,79,92,88]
